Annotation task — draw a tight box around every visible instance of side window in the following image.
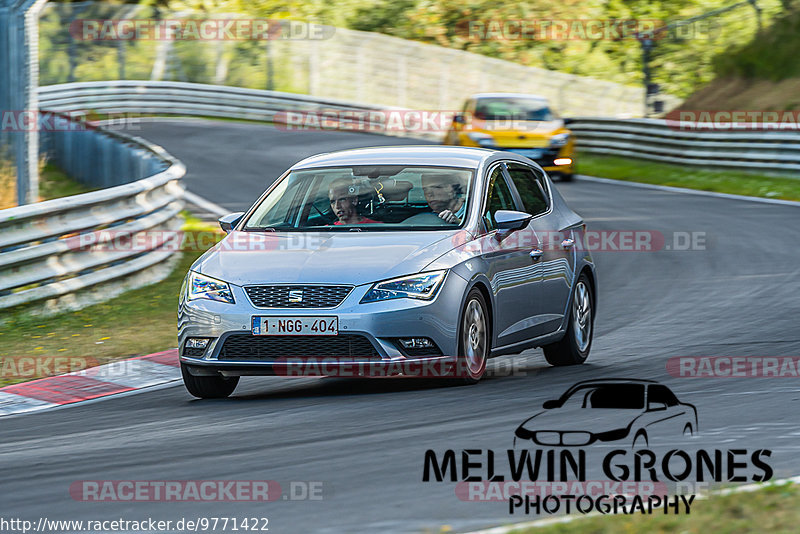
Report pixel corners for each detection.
[482,166,515,231]
[506,163,549,216]
[648,385,679,407]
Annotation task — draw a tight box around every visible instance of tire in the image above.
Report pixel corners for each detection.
[457,289,490,385]
[633,430,649,449]
[683,423,694,437]
[560,173,574,182]
[181,363,239,399]
[543,273,593,366]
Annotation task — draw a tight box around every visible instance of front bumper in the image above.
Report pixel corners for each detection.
[495,147,573,175]
[181,353,459,378]
[178,271,468,376]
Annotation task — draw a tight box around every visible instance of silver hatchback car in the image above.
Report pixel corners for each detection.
[178,146,596,398]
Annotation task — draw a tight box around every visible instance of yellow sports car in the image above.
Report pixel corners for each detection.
[443,93,575,181]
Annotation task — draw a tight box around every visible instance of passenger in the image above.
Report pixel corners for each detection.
[328,178,379,225]
[421,172,467,224]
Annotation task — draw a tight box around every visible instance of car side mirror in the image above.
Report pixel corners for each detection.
[542,400,560,409]
[494,210,532,240]
[647,401,667,411]
[219,212,244,234]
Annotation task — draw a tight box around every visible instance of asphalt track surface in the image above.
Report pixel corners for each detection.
[2,119,800,533]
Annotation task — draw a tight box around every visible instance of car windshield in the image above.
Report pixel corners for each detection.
[243,165,474,231]
[560,384,645,409]
[475,98,555,121]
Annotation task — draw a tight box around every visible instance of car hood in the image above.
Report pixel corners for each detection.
[518,407,642,434]
[194,230,462,286]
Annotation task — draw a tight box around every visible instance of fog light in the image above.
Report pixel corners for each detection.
[186,338,209,349]
[399,338,434,349]
[554,158,572,166]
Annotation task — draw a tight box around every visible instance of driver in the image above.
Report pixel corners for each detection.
[421,172,467,224]
[328,178,379,225]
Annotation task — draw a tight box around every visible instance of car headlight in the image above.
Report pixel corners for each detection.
[549,132,570,147]
[466,132,496,148]
[361,270,447,303]
[188,271,235,304]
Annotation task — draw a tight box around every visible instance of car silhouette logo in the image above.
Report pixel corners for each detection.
[288,290,303,303]
[514,379,698,448]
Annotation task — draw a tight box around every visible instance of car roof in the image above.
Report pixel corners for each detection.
[290,145,495,170]
[470,93,549,101]
[566,378,660,388]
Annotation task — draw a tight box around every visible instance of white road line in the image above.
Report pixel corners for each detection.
[575,175,800,207]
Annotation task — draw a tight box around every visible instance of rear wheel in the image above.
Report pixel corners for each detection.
[181,363,239,399]
[560,173,574,182]
[457,289,489,385]
[543,273,593,366]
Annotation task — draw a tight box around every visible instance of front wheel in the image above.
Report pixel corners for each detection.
[181,363,239,399]
[457,289,489,385]
[543,273,593,366]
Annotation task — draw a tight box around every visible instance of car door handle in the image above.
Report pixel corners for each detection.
[530,248,543,260]
[561,238,575,250]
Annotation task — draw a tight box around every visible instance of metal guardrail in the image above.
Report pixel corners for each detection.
[39,82,800,175]
[569,118,800,174]
[38,80,440,141]
[38,80,388,122]
[0,117,186,312]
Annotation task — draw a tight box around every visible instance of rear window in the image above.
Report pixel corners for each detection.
[561,384,646,409]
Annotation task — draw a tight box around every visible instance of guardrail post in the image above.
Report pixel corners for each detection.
[0,0,47,205]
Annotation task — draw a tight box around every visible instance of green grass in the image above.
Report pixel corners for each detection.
[38,161,95,200]
[0,218,222,386]
[575,152,800,201]
[510,482,800,534]
[1,158,94,208]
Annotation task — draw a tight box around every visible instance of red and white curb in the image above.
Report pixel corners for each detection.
[0,349,180,417]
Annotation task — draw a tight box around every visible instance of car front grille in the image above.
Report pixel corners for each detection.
[218,333,381,360]
[244,285,352,308]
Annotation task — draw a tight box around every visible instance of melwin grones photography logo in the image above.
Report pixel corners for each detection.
[421,378,774,516]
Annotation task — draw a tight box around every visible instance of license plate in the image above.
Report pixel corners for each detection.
[513,148,545,159]
[251,316,338,336]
